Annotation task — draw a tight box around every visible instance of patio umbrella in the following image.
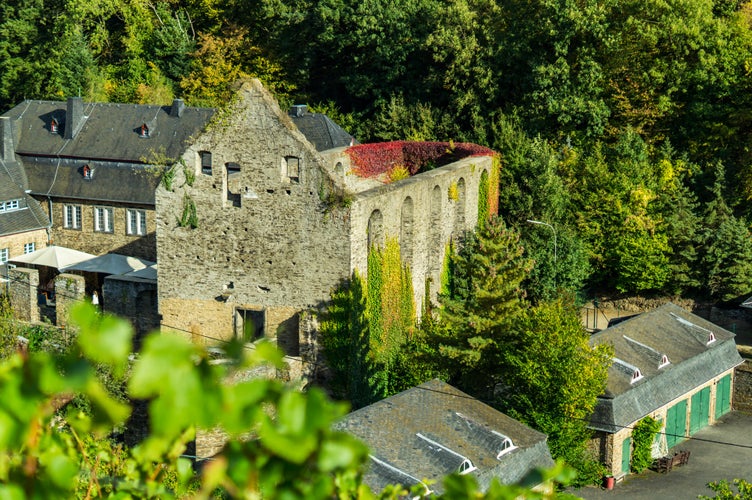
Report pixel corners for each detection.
[63,253,155,275]
[121,264,157,280]
[9,245,96,270]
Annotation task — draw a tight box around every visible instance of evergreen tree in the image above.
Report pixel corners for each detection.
[433,218,533,395]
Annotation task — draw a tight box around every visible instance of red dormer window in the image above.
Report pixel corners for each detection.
[83,165,91,180]
[50,118,58,134]
[139,123,149,138]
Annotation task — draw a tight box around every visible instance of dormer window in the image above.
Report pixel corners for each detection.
[458,459,476,475]
[659,354,670,368]
[707,332,716,345]
[139,123,149,138]
[631,369,643,384]
[83,164,92,180]
[50,118,58,134]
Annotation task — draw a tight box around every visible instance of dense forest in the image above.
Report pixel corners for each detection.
[4,0,752,301]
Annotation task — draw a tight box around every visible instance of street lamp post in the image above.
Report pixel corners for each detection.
[526,219,557,289]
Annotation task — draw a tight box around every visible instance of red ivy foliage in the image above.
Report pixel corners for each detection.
[346,141,495,179]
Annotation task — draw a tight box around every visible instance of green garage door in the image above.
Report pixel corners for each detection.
[690,387,711,435]
[715,374,731,419]
[666,399,687,448]
[621,437,631,475]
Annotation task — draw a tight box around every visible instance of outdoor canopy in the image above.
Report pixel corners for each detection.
[62,253,155,275]
[9,245,96,270]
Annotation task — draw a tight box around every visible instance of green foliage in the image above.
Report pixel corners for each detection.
[478,170,490,226]
[177,194,198,228]
[630,416,662,473]
[700,479,752,499]
[0,303,373,498]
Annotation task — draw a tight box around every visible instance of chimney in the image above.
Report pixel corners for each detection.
[64,97,85,140]
[170,98,185,118]
[0,116,14,162]
[290,105,307,117]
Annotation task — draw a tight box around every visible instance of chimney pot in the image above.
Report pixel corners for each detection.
[290,105,307,117]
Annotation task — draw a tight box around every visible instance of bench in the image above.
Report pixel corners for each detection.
[652,450,691,473]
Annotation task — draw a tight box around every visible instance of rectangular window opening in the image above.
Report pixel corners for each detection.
[127,209,147,235]
[94,206,114,233]
[201,151,213,175]
[0,248,8,263]
[63,204,82,229]
[24,242,35,254]
[235,308,265,343]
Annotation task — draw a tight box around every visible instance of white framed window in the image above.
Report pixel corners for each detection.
[63,205,82,229]
[127,209,147,235]
[0,248,8,263]
[94,206,114,233]
[24,242,35,254]
[0,199,20,212]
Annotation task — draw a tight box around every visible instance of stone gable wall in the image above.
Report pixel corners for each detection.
[156,80,351,346]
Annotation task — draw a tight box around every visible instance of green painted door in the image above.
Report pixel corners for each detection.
[690,387,711,435]
[621,437,631,475]
[715,374,731,419]
[666,400,687,448]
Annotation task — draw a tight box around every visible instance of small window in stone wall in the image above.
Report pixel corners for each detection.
[283,156,300,183]
[235,308,265,343]
[200,151,213,175]
[0,248,8,263]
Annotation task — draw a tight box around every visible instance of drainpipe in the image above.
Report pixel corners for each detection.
[47,196,53,244]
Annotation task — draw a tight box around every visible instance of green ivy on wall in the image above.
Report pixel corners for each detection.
[478,170,489,225]
[631,416,663,473]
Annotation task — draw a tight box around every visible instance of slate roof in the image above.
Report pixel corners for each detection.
[0,99,215,206]
[333,379,554,494]
[2,99,215,162]
[22,157,159,205]
[288,106,357,151]
[0,155,50,237]
[589,303,743,433]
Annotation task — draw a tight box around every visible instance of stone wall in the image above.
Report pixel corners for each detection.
[734,360,752,412]
[43,198,156,261]
[349,155,491,311]
[54,273,85,328]
[156,80,351,348]
[102,275,159,349]
[8,267,39,322]
[0,228,48,262]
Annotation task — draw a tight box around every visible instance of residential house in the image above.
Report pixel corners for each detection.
[0,97,215,262]
[156,79,495,368]
[588,302,743,478]
[0,117,50,269]
[333,379,555,494]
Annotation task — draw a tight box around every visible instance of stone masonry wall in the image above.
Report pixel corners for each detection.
[8,267,39,322]
[734,360,752,412]
[102,275,159,349]
[349,155,491,312]
[156,80,351,348]
[54,273,85,328]
[43,199,156,261]
[0,229,48,262]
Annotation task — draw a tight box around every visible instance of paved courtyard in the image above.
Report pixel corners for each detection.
[573,411,752,499]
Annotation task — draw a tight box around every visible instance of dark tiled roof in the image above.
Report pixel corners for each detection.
[22,156,159,205]
[0,156,49,237]
[333,379,554,493]
[2,99,215,162]
[289,110,357,151]
[589,303,743,432]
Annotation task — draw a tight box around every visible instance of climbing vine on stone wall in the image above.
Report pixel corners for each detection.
[440,242,454,297]
[478,170,489,225]
[631,416,662,473]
